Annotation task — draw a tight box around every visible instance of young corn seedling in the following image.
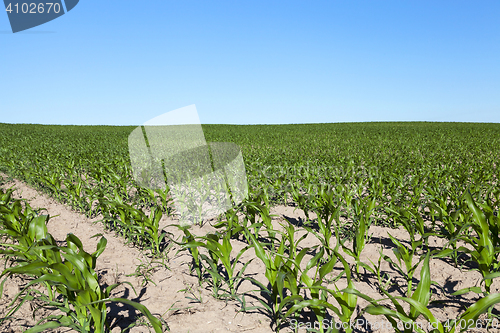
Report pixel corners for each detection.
[442,293,500,333]
[243,224,308,332]
[0,199,57,265]
[98,201,164,253]
[62,178,89,213]
[243,221,319,329]
[277,221,310,300]
[368,245,395,295]
[155,186,174,215]
[347,252,443,333]
[382,232,425,297]
[427,193,457,225]
[182,229,253,299]
[434,208,469,267]
[143,206,169,256]
[171,225,203,283]
[308,184,341,257]
[271,172,288,205]
[2,233,163,333]
[290,183,312,222]
[288,249,358,333]
[340,196,376,279]
[358,252,500,333]
[41,172,63,200]
[96,197,127,232]
[109,203,144,246]
[132,186,156,209]
[282,246,338,333]
[328,252,359,333]
[386,205,431,251]
[213,207,245,240]
[0,187,14,205]
[0,211,61,293]
[242,198,275,241]
[451,192,500,296]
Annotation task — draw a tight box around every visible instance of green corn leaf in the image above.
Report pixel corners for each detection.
[482,272,500,282]
[397,296,443,332]
[365,305,427,333]
[90,297,163,333]
[410,252,431,319]
[91,236,108,260]
[318,253,336,280]
[459,293,500,323]
[245,228,271,268]
[27,215,49,242]
[284,298,342,319]
[24,320,66,333]
[452,287,483,296]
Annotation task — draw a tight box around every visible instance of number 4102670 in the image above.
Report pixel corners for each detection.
[5,2,62,14]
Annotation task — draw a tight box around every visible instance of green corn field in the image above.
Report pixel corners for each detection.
[1,121,500,332]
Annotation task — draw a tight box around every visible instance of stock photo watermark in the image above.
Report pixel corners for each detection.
[3,0,79,33]
[128,105,248,227]
[288,318,500,331]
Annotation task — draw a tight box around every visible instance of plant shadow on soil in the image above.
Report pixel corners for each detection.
[105,287,159,332]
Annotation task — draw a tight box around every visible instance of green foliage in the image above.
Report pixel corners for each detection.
[1,122,500,332]
[0,193,164,332]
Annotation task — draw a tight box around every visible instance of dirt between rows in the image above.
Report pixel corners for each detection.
[1,176,499,333]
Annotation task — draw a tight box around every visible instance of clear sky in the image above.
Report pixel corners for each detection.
[1,1,499,125]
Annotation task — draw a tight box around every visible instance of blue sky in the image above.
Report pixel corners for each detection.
[1,1,499,125]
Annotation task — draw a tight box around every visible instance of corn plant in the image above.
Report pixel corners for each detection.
[368,245,396,295]
[273,221,310,302]
[181,229,253,299]
[346,252,439,333]
[143,206,168,255]
[308,184,341,256]
[241,196,275,241]
[1,233,163,333]
[154,187,174,215]
[286,249,358,333]
[97,199,167,255]
[41,172,63,200]
[171,225,202,283]
[243,223,308,332]
[357,249,500,333]
[326,252,359,332]
[283,249,338,333]
[0,199,54,265]
[354,272,500,332]
[442,293,500,332]
[452,192,500,296]
[212,207,245,239]
[434,207,468,267]
[381,232,425,297]
[290,183,312,222]
[386,205,430,251]
[340,196,376,279]
[62,178,90,212]
[0,187,14,204]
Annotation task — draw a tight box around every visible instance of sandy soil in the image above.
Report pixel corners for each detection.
[1,176,499,333]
